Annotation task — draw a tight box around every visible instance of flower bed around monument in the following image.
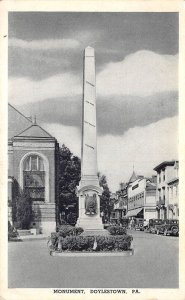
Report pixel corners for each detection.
[48,233,133,253]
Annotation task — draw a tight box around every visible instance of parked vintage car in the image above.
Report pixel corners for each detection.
[156,219,179,236]
[145,219,164,233]
[134,218,144,231]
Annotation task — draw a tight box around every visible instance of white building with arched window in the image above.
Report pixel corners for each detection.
[8,104,59,234]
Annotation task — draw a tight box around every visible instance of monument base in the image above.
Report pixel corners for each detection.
[76,217,104,229]
[76,215,109,236]
[81,229,110,236]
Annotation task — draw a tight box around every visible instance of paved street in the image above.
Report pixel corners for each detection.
[8,230,178,288]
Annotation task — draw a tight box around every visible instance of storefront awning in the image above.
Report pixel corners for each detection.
[125,208,143,217]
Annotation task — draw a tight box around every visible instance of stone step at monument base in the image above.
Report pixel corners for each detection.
[76,217,104,230]
[17,229,33,236]
[81,229,110,236]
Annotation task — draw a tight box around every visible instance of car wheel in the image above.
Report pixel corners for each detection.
[171,226,178,236]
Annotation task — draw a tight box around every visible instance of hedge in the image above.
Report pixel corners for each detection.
[49,234,133,252]
[106,225,127,235]
[56,225,84,237]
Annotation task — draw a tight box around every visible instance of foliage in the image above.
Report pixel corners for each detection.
[66,212,77,225]
[15,189,33,229]
[56,225,84,237]
[11,179,20,223]
[107,225,127,235]
[50,234,133,252]
[8,221,18,240]
[98,173,111,222]
[49,232,59,250]
[58,145,81,224]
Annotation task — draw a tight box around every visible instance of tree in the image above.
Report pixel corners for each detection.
[58,144,81,224]
[15,189,33,229]
[98,173,111,222]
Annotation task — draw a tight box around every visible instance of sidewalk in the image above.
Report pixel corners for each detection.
[19,234,49,241]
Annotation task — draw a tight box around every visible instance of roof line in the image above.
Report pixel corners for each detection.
[16,123,54,138]
[36,124,53,138]
[9,103,55,139]
[8,103,32,123]
[15,124,34,136]
[153,160,178,171]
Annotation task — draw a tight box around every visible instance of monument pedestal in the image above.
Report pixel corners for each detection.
[76,182,109,235]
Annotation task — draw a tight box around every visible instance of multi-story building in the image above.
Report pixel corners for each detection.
[126,175,157,221]
[154,160,179,220]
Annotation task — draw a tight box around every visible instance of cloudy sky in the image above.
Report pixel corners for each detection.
[8,12,178,191]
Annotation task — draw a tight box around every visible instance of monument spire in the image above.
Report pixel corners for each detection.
[80,46,99,187]
[76,47,106,234]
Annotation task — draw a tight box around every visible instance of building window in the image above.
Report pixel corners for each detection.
[163,169,165,181]
[159,172,161,183]
[23,155,45,201]
[23,155,44,171]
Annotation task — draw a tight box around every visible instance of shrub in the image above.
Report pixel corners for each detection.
[75,227,84,236]
[15,190,33,229]
[50,234,133,252]
[57,225,84,237]
[8,221,18,240]
[107,225,127,235]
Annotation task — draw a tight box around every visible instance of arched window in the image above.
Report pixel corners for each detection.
[23,155,45,201]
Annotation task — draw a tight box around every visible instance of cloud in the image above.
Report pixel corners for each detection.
[9,49,178,107]
[98,116,178,191]
[97,91,178,135]
[97,50,178,97]
[42,123,81,158]
[9,38,81,51]
[9,49,178,106]
[8,47,75,79]
[9,74,82,105]
[40,116,178,192]
[16,91,178,136]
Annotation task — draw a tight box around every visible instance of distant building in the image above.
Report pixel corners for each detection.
[8,104,59,234]
[128,170,138,184]
[113,182,128,221]
[154,160,179,220]
[110,170,146,223]
[126,175,157,221]
[109,193,118,223]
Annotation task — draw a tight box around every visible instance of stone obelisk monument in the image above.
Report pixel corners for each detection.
[76,46,105,233]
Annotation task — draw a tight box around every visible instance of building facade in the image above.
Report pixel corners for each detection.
[112,183,128,223]
[8,104,59,234]
[154,161,179,220]
[126,176,157,221]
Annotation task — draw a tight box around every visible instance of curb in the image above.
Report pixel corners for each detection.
[8,238,23,242]
[21,236,49,241]
[8,236,49,242]
[50,249,134,257]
